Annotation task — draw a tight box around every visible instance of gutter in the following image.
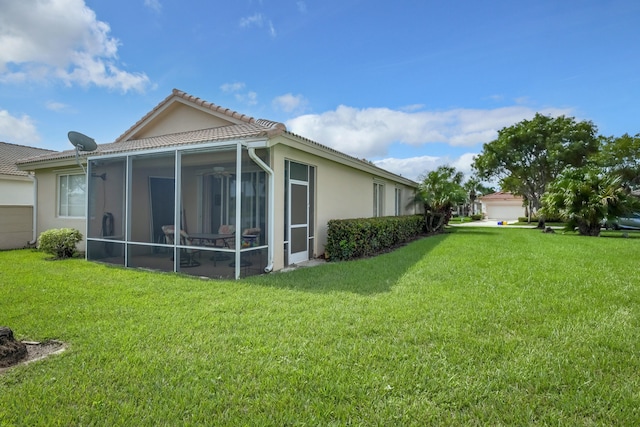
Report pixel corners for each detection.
[28,172,38,245]
[247,145,274,273]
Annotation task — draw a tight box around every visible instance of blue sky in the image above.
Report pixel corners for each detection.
[1,0,639,181]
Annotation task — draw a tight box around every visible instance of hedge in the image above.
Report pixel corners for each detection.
[325,215,425,261]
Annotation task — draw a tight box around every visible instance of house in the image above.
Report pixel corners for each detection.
[17,89,419,279]
[0,142,54,249]
[479,192,525,222]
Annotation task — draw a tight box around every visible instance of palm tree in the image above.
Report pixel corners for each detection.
[415,166,467,233]
[541,166,640,236]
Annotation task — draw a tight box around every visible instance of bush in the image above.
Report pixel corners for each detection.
[325,215,425,262]
[38,228,83,259]
[470,214,483,221]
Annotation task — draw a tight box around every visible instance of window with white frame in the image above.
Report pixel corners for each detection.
[395,188,402,216]
[373,182,384,217]
[58,173,86,217]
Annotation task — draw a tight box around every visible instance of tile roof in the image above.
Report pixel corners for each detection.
[16,121,286,166]
[479,191,523,201]
[0,142,54,177]
[14,89,417,186]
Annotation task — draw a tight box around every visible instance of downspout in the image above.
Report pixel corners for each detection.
[28,172,38,245]
[248,147,274,273]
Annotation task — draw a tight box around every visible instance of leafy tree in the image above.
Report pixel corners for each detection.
[597,133,640,187]
[415,166,467,232]
[541,166,639,236]
[473,113,600,225]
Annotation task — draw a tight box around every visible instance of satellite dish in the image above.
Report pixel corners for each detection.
[68,131,97,174]
[68,131,97,152]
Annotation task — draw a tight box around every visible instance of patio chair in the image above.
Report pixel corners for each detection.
[241,227,261,248]
[215,224,236,248]
[227,227,262,272]
[196,224,235,265]
[161,225,201,267]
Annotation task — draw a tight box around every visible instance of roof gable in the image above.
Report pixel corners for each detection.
[115,89,257,142]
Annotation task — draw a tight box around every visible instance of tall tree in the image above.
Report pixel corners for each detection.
[472,113,600,225]
[541,166,640,236]
[415,166,467,232]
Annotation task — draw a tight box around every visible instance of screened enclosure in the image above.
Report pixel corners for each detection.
[85,142,270,279]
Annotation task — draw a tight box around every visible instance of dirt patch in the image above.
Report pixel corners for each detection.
[0,341,66,374]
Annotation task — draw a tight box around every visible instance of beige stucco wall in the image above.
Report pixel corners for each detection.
[35,166,87,250]
[131,103,233,140]
[0,176,34,205]
[0,206,34,249]
[270,141,417,270]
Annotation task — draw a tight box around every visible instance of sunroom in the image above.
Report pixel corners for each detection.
[85,141,272,280]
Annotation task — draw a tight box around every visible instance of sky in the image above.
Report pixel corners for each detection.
[1,0,639,182]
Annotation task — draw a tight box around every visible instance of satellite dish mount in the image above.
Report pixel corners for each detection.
[67,131,97,173]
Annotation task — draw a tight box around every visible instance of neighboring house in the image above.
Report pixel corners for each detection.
[479,192,525,222]
[0,142,54,249]
[17,89,419,279]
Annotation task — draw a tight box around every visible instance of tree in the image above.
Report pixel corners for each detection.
[473,113,600,226]
[415,166,467,233]
[597,133,640,188]
[541,166,639,236]
[463,178,494,216]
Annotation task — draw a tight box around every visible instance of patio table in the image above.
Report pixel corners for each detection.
[189,233,234,248]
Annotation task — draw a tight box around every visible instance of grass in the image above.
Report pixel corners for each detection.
[1,227,640,425]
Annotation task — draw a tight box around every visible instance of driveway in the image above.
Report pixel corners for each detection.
[449,219,529,228]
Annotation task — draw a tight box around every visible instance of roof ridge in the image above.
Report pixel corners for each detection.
[0,141,54,152]
[173,89,256,125]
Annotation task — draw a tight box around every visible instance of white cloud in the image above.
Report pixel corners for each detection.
[239,13,276,37]
[240,13,264,28]
[286,105,572,159]
[243,91,258,106]
[373,155,441,181]
[221,82,246,93]
[144,0,162,13]
[373,153,479,182]
[45,101,70,112]
[0,110,41,144]
[0,0,150,92]
[273,93,308,113]
[221,82,258,106]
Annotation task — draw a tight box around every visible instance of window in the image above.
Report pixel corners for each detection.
[373,182,384,217]
[59,173,86,217]
[395,188,402,216]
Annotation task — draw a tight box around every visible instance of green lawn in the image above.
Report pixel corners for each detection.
[1,227,640,425]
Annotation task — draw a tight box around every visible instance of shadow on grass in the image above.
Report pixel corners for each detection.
[245,232,451,295]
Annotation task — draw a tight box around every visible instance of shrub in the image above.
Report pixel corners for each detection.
[325,215,424,261]
[38,228,83,259]
[470,214,483,221]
